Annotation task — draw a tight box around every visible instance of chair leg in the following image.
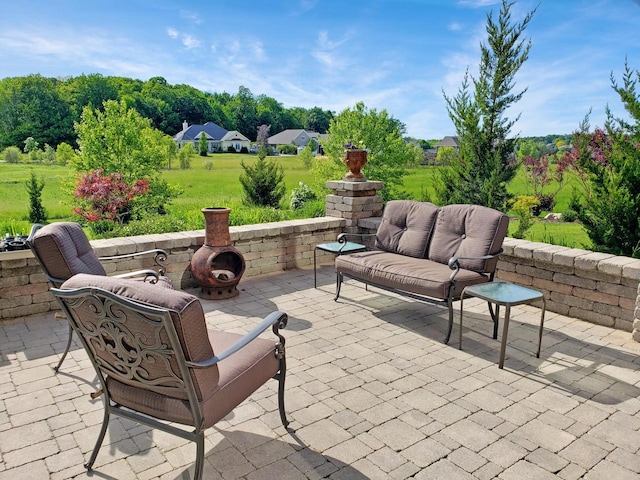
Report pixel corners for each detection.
[488,302,499,339]
[85,404,109,470]
[53,322,73,373]
[277,357,290,429]
[334,272,343,301]
[193,431,205,480]
[444,297,454,344]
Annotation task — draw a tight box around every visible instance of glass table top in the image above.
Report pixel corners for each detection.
[462,281,544,304]
[316,241,366,253]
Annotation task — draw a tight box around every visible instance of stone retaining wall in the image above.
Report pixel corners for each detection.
[0,216,344,320]
[3,211,640,342]
[496,238,640,335]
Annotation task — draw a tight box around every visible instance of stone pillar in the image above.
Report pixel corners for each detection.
[634,283,640,342]
[325,180,384,234]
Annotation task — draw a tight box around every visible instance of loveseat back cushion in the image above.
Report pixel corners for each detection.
[375,200,439,258]
[32,222,107,283]
[427,204,509,273]
[60,273,218,401]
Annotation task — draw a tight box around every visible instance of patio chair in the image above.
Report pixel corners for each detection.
[26,222,171,372]
[51,273,289,480]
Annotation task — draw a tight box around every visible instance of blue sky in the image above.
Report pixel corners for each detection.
[1,0,639,139]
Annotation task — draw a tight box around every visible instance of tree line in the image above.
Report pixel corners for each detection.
[0,74,335,150]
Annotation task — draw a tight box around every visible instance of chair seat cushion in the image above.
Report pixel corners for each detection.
[107,330,280,427]
[336,251,489,299]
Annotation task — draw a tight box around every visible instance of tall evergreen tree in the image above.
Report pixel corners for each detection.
[436,0,537,211]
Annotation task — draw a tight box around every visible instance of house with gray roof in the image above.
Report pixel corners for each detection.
[173,121,229,153]
[267,129,325,149]
[435,136,460,151]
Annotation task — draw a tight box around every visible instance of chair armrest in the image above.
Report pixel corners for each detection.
[114,269,161,283]
[447,249,504,281]
[99,249,168,276]
[186,311,288,369]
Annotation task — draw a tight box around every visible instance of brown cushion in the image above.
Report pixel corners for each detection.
[375,201,438,258]
[32,222,106,283]
[60,274,216,401]
[107,330,281,427]
[336,251,489,299]
[427,204,508,273]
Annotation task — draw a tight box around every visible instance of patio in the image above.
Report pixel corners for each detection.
[2,265,640,479]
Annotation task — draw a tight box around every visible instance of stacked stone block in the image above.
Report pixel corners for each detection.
[0,217,344,320]
[496,238,640,333]
[325,180,383,234]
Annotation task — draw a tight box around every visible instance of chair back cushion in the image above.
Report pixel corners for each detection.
[32,222,106,284]
[427,204,509,273]
[60,274,218,401]
[375,200,439,258]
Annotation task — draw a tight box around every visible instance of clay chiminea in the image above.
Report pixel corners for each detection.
[190,207,246,299]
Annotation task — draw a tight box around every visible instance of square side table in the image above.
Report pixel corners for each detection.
[459,281,546,369]
[314,241,366,288]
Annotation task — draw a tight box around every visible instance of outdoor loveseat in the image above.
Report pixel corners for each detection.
[334,201,509,343]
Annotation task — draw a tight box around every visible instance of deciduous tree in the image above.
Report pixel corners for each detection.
[73,99,180,218]
[320,102,412,201]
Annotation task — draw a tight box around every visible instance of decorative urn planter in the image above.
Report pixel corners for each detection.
[343,149,368,181]
[190,207,246,299]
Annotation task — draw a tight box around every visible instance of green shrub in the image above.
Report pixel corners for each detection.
[511,195,539,239]
[98,214,189,238]
[290,182,318,210]
[239,156,285,208]
[43,144,56,164]
[179,143,195,169]
[3,146,22,163]
[55,142,75,166]
[562,209,578,223]
[279,144,297,155]
[226,145,237,153]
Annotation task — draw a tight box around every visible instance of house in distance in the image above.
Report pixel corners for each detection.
[173,121,250,153]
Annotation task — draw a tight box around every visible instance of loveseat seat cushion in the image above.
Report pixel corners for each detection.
[375,200,439,258]
[336,251,489,299]
[427,204,509,273]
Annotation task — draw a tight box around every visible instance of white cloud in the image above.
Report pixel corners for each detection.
[449,22,462,31]
[166,27,179,39]
[182,34,201,50]
[180,10,202,25]
[311,30,354,70]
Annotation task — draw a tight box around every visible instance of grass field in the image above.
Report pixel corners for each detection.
[0,153,591,248]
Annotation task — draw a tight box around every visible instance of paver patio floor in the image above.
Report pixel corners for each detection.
[2,266,640,479]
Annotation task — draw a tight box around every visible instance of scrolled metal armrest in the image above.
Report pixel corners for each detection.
[186,311,288,369]
[99,248,168,276]
[336,232,376,252]
[114,269,161,283]
[447,249,504,282]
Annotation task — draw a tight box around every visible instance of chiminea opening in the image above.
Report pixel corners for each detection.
[210,251,243,281]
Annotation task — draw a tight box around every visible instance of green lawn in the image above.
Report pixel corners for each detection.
[0,155,591,248]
